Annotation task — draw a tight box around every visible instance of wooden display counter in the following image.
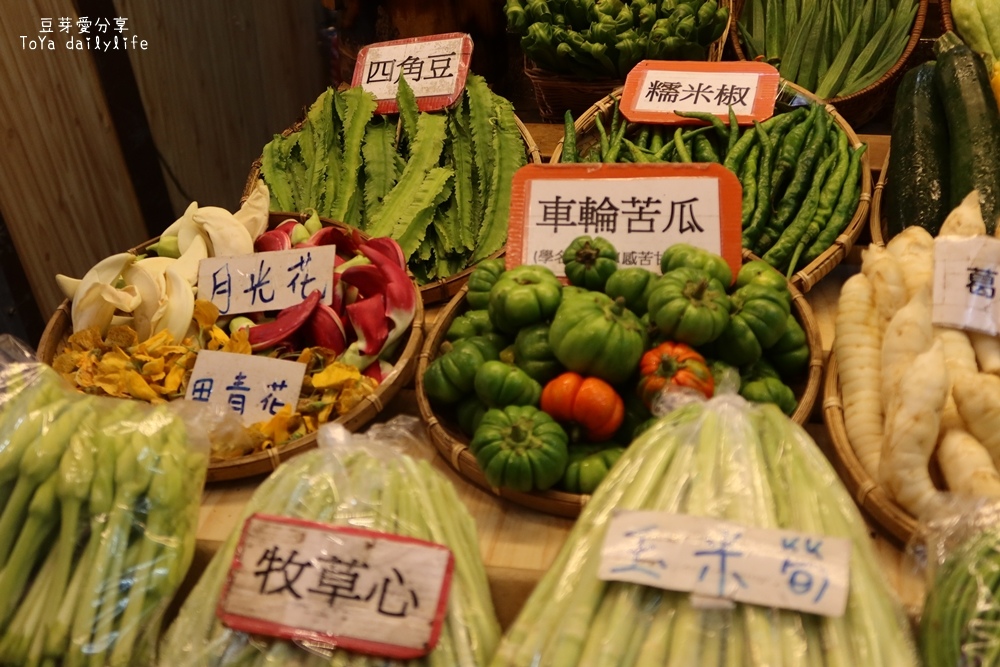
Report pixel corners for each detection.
[196,132,924,630]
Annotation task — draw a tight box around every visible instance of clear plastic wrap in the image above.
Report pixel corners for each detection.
[489,394,920,667]
[0,359,210,666]
[158,415,502,666]
[911,498,1000,665]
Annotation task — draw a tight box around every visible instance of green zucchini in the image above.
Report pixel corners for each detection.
[934,31,1000,234]
[885,62,951,239]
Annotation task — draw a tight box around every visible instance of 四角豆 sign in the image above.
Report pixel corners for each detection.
[217,514,455,660]
[352,33,473,114]
[506,163,743,282]
[620,60,781,125]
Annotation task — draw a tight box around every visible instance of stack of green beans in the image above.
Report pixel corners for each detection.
[559,102,867,277]
[737,0,919,98]
[158,431,501,667]
[488,396,921,667]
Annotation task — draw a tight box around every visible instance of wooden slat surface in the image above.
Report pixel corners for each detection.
[0,0,149,318]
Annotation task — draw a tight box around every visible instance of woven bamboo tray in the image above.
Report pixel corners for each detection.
[38,212,425,483]
[523,0,733,122]
[415,268,823,518]
[549,83,872,295]
[729,0,928,128]
[870,149,890,247]
[823,353,917,545]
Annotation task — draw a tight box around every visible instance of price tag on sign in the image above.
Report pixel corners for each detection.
[506,163,743,281]
[932,236,1000,335]
[352,33,473,114]
[196,246,337,317]
[599,511,851,618]
[217,514,455,660]
[185,351,305,426]
[620,60,780,125]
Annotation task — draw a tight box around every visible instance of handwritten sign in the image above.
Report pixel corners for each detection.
[620,61,780,125]
[352,33,473,114]
[185,351,305,426]
[933,236,1000,335]
[506,163,742,281]
[218,514,454,660]
[197,246,336,316]
[599,511,851,617]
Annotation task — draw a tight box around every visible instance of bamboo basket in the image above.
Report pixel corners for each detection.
[415,266,823,518]
[729,0,929,128]
[940,0,955,34]
[38,212,425,483]
[242,115,542,307]
[523,0,733,122]
[870,149,890,247]
[549,83,873,294]
[823,353,917,545]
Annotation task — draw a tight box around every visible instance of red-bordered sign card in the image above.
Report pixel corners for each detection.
[507,163,743,283]
[621,60,781,125]
[352,33,473,114]
[217,514,455,660]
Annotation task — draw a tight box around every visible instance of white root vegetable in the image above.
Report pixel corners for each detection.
[835,273,884,479]
[969,332,1000,374]
[934,327,979,432]
[861,245,908,334]
[939,189,987,237]
[881,287,934,428]
[880,340,949,519]
[885,226,935,300]
[953,372,1000,470]
[937,428,1000,498]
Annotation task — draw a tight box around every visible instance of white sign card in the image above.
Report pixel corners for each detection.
[932,236,1000,336]
[218,514,455,660]
[634,69,761,116]
[599,510,851,618]
[185,350,305,426]
[197,246,337,317]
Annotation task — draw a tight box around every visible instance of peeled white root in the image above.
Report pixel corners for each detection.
[938,429,1000,499]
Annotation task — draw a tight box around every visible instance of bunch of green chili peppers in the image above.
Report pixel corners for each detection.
[559,101,867,278]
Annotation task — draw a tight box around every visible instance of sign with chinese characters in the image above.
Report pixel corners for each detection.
[352,33,473,114]
[217,514,455,660]
[620,60,780,125]
[932,236,1000,335]
[507,163,743,281]
[184,351,305,426]
[599,510,851,618]
[197,246,337,316]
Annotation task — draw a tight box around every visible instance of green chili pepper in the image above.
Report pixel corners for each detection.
[740,143,761,229]
[595,113,610,160]
[624,138,654,163]
[771,104,819,199]
[802,143,868,265]
[722,107,806,175]
[635,126,651,151]
[675,110,730,145]
[561,110,578,164]
[605,112,629,163]
[674,127,693,163]
[609,97,621,139]
[693,134,720,162]
[650,125,664,153]
[742,121,774,250]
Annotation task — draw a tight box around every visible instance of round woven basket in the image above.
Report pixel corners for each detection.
[823,353,917,545]
[242,116,541,307]
[870,149,891,247]
[523,0,733,122]
[940,0,954,33]
[38,212,425,483]
[728,0,929,128]
[549,83,872,294]
[415,265,823,518]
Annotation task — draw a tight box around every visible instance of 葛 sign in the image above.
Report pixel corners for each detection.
[196,246,337,316]
[185,351,305,426]
[599,510,851,617]
[506,163,743,281]
[218,514,455,660]
[932,236,1000,335]
[620,60,781,125]
[352,33,473,114]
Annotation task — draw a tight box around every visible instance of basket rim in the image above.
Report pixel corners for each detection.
[37,212,426,483]
[415,260,823,518]
[728,0,929,106]
[548,82,872,294]
[870,148,891,248]
[823,352,918,546]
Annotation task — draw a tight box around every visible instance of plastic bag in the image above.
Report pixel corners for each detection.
[0,360,210,666]
[910,498,1000,665]
[490,394,919,666]
[159,415,502,666]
